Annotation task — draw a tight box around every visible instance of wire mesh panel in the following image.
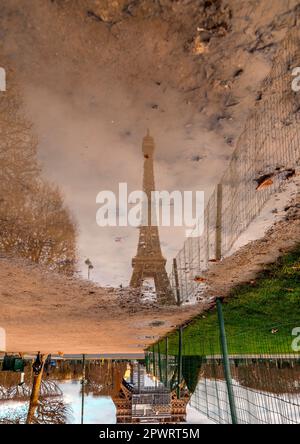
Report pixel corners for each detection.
[149,314,300,425]
[189,356,300,425]
[152,242,300,424]
[170,28,300,304]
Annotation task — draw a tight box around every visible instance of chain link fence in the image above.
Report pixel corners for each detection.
[170,29,300,304]
[147,300,300,424]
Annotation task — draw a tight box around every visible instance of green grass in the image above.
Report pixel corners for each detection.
[151,247,300,356]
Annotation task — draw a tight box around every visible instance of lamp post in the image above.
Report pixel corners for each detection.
[85,259,94,280]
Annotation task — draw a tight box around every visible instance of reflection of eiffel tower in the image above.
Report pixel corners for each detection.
[130,131,175,304]
[112,362,189,423]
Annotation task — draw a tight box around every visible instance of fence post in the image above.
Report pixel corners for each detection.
[215,183,223,261]
[81,354,86,425]
[173,258,181,306]
[145,351,150,373]
[165,336,169,387]
[177,327,183,399]
[158,342,163,381]
[152,345,156,378]
[216,298,238,424]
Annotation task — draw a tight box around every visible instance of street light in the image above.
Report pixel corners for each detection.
[85,258,94,280]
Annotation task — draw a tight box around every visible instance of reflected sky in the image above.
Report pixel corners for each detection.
[0,383,118,424]
[0,1,238,287]
[0,390,116,425]
[59,381,116,424]
[0,385,208,425]
[0,1,294,287]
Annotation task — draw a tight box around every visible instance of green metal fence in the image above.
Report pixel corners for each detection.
[146,300,300,424]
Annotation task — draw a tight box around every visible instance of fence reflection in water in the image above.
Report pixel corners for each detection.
[147,318,300,424]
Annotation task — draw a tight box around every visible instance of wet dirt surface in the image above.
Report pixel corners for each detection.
[0,187,298,355]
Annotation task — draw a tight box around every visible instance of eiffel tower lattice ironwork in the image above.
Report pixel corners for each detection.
[130,131,175,304]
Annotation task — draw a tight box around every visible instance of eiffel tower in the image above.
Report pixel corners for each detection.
[130,131,175,304]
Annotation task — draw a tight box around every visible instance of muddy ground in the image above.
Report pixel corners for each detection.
[0,186,299,355]
[0,254,203,354]
[0,1,299,355]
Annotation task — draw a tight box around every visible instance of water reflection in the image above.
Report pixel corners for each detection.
[0,353,192,424]
[0,352,299,424]
[114,361,189,423]
[189,358,300,424]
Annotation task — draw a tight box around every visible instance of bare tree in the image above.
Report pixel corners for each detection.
[84,361,127,397]
[26,354,46,424]
[0,62,77,274]
[5,181,77,274]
